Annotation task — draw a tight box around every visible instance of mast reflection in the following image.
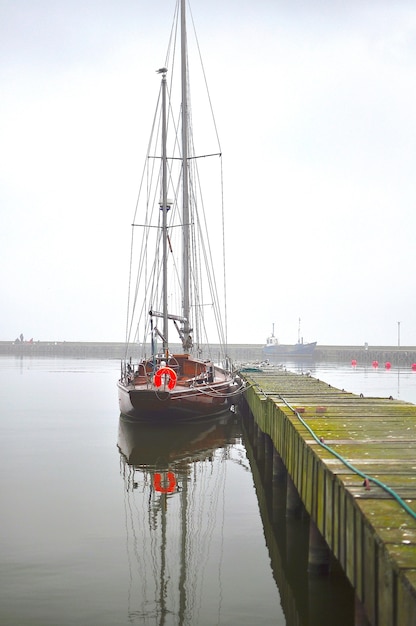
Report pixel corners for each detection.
[117,413,241,625]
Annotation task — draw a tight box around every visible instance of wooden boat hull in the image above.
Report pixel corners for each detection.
[118,353,243,420]
[117,380,238,421]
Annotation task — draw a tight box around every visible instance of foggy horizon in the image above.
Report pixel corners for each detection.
[2,0,415,346]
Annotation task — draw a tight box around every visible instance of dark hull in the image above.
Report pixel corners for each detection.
[117,381,237,421]
[263,342,317,358]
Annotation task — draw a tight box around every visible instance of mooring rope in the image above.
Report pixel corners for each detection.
[250,380,416,522]
[276,393,416,523]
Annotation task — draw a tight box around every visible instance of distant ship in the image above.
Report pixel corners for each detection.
[263,322,317,358]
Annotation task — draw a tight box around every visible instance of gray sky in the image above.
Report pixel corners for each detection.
[1,0,415,346]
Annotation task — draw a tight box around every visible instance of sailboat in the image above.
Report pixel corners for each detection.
[117,0,244,420]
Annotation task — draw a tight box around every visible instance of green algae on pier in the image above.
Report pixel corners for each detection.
[241,367,416,626]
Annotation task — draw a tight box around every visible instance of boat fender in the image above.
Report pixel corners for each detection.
[153,471,176,493]
[154,366,177,390]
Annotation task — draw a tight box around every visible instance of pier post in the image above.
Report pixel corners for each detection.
[264,435,273,485]
[272,449,287,523]
[272,448,286,482]
[354,596,371,626]
[286,474,302,518]
[255,424,265,465]
[247,413,254,438]
[286,475,303,569]
[308,518,330,575]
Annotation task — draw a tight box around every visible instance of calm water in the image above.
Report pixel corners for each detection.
[1,356,415,625]
[286,360,416,405]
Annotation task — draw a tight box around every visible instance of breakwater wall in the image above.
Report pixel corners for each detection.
[316,345,416,367]
[1,341,416,365]
[0,341,262,360]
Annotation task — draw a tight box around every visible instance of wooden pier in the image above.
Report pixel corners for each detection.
[241,367,416,626]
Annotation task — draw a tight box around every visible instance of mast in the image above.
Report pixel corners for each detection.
[159,67,169,353]
[181,0,192,352]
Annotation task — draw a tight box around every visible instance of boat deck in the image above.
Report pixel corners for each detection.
[129,353,225,388]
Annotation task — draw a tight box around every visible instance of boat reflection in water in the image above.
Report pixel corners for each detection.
[117,412,245,625]
[118,408,357,626]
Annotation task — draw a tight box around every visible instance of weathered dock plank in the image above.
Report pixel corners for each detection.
[241,367,416,626]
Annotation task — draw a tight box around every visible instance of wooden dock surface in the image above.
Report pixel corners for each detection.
[241,367,416,626]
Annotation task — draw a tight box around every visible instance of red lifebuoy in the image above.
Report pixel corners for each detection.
[153,471,176,493]
[154,366,177,390]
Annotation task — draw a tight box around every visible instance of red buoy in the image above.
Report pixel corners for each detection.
[351,359,357,367]
[385,362,391,369]
[372,360,379,368]
[412,363,416,372]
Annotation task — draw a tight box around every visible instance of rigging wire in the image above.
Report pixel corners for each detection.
[125,85,163,353]
[186,0,230,354]
[123,0,233,366]
[187,0,222,151]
